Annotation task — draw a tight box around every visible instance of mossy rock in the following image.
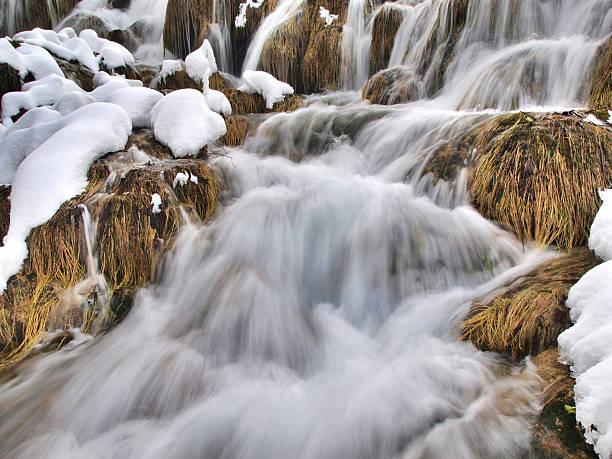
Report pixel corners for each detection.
[0,63,22,103]
[55,57,95,91]
[59,13,110,36]
[589,37,612,109]
[362,66,420,105]
[369,4,403,75]
[461,249,600,359]
[470,111,612,249]
[0,130,218,367]
[530,349,597,458]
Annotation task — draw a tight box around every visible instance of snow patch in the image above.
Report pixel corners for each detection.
[583,114,604,126]
[151,89,226,157]
[559,188,612,457]
[238,70,294,109]
[205,88,232,115]
[235,0,266,28]
[185,40,217,85]
[319,6,338,26]
[101,87,163,128]
[151,193,162,214]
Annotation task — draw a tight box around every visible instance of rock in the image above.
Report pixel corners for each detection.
[530,349,597,458]
[362,66,421,105]
[55,57,95,91]
[0,63,22,102]
[60,13,110,37]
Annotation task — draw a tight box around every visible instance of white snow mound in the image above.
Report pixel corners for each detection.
[239,70,294,109]
[185,40,217,85]
[151,89,226,157]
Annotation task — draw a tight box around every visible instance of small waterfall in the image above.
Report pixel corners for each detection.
[207,0,232,73]
[241,0,305,73]
[340,0,373,89]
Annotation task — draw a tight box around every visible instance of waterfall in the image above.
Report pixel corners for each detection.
[0,0,610,457]
[241,0,305,73]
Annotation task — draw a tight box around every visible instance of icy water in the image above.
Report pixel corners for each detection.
[0,0,611,457]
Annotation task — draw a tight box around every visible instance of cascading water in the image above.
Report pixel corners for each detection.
[0,0,610,457]
[241,0,305,73]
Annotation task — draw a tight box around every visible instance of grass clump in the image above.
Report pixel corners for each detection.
[589,37,612,109]
[362,67,420,105]
[461,249,600,359]
[470,111,612,249]
[370,5,403,75]
[220,115,249,146]
[0,131,218,367]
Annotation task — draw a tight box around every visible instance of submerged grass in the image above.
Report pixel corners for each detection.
[470,111,612,250]
[461,249,600,359]
[370,5,403,75]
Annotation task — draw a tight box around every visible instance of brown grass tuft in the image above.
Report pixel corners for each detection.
[370,5,403,75]
[589,37,612,109]
[209,72,231,90]
[220,88,303,114]
[0,131,218,367]
[461,249,601,359]
[362,67,419,105]
[0,63,22,100]
[470,111,612,250]
[220,115,249,146]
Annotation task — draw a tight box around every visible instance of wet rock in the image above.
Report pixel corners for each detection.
[60,13,110,36]
[55,57,95,91]
[108,28,139,53]
[362,66,421,105]
[531,349,597,458]
[0,63,22,102]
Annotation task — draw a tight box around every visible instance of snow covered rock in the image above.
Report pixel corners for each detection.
[0,102,132,293]
[205,88,232,116]
[185,40,217,85]
[238,70,294,109]
[102,87,163,128]
[151,89,226,157]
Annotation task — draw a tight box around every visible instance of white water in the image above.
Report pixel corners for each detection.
[340,0,372,89]
[0,0,610,457]
[241,0,305,73]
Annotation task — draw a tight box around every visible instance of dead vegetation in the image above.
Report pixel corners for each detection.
[470,111,612,250]
[369,4,403,75]
[461,249,600,359]
[362,66,420,105]
[589,37,612,109]
[0,131,218,367]
[220,115,249,146]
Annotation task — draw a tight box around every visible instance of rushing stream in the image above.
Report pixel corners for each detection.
[0,0,611,457]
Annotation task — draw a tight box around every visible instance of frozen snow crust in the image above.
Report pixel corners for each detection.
[0,28,232,294]
[559,189,612,458]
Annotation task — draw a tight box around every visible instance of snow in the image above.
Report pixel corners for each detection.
[235,0,266,28]
[584,114,605,126]
[238,70,294,109]
[588,189,612,260]
[319,6,338,26]
[1,74,83,125]
[0,102,131,293]
[14,28,99,73]
[101,87,163,128]
[172,171,199,188]
[159,59,183,80]
[0,37,26,77]
[205,89,232,115]
[185,40,217,85]
[16,43,64,80]
[151,89,226,157]
[79,29,135,70]
[608,110,612,124]
[559,188,612,457]
[52,91,96,116]
[151,193,162,214]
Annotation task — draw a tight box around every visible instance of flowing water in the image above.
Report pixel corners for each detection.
[1,0,611,457]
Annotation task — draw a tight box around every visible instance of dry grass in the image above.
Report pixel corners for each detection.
[422,128,480,182]
[470,111,612,250]
[0,132,218,367]
[220,88,303,114]
[461,249,600,359]
[152,69,202,91]
[209,72,230,90]
[589,37,612,109]
[362,67,419,105]
[370,5,403,75]
[302,22,343,93]
[220,115,249,146]
[0,186,10,241]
